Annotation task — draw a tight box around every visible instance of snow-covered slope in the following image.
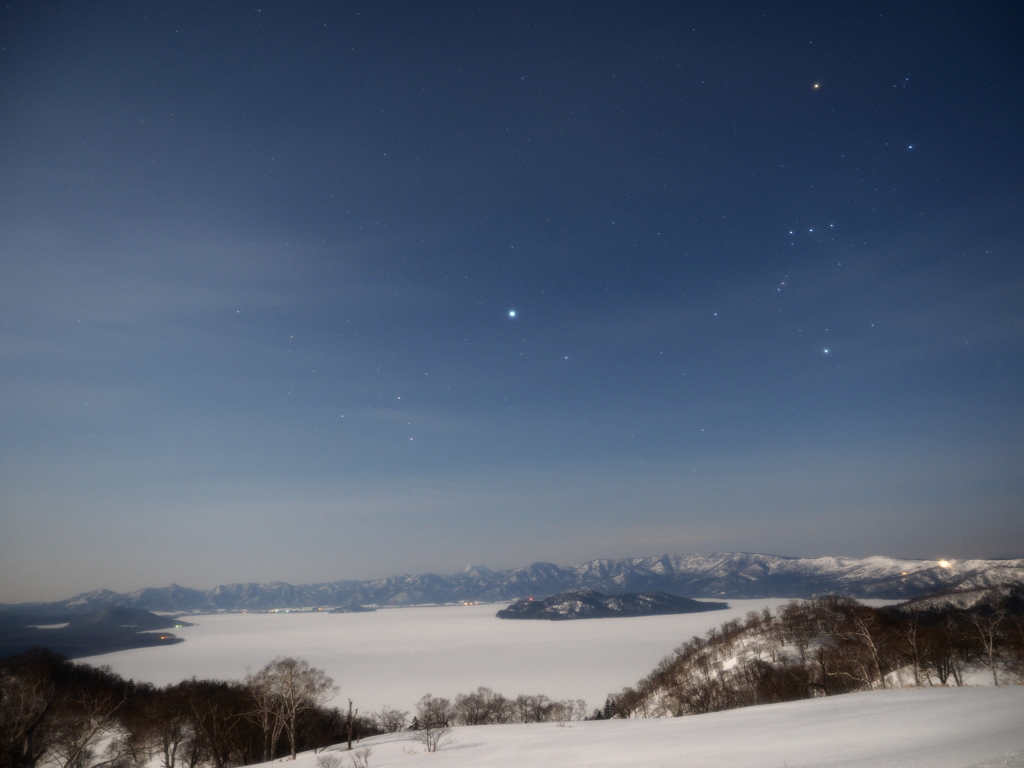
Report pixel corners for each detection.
[283,687,1024,768]
[42,552,1024,612]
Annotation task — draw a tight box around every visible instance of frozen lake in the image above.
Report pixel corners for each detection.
[89,599,801,713]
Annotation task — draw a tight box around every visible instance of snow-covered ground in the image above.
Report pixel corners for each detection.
[87,601,1023,767]
[89,599,806,712]
[292,687,1024,768]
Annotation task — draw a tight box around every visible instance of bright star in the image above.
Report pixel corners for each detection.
[508,310,516,318]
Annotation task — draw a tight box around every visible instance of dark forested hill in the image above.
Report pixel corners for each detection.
[0,607,190,659]
[496,589,728,620]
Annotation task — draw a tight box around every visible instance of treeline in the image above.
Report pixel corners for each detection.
[380,688,588,732]
[363,689,590,755]
[0,651,377,768]
[0,649,589,768]
[605,590,1024,719]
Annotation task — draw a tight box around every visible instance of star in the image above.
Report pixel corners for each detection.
[508,310,517,318]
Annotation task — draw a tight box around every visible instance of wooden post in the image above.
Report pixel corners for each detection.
[347,699,354,750]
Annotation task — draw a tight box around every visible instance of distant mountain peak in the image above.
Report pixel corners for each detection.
[21,552,1024,614]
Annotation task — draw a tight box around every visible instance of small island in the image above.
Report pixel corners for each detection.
[328,602,376,613]
[496,588,728,621]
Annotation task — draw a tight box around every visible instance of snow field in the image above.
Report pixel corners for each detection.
[302,687,1024,768]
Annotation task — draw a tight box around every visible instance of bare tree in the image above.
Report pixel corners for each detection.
[512,694,554,723]
[42,671,130,768]
[922,613,968,686]
[244,671,285,762]
[1006,614,1024,683]
[895,609,929,687]
[411,724,452,753]
[413,695,452,729]
[182,679,254,768]
[0,653,60,768]
[967,602,1007,686]
[409,695,452,753]
[315,752,342,768]
[840,607,890,690]
[0,650,130,768]
[344,700,357,751]
[349,747,371,768]
[246,658,337,761]
[116,686,188,768]
[452,688,509,726]
[372,706,408,734]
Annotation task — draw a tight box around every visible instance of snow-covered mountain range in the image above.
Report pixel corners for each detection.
[21,552,1024,613]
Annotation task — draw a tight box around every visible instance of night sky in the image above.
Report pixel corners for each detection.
[2,2,1022,603]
